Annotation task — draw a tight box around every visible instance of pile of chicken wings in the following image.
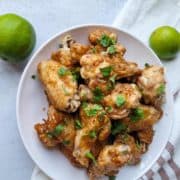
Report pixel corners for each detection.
[35,29,165,179]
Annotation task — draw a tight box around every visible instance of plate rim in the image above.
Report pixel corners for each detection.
[16,23,174,180]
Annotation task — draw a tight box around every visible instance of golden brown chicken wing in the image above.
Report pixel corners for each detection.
[88,134,141,179]
[38,60,80,112]
[137,65,165,107]
[34,106,76,148]
[121,104,162,131]
[103,83,142,120]
[51,35,89,67]
[73,103,111,167]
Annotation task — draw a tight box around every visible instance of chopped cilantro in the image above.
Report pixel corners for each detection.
[46,132,53,139]
[156,84,165,95]
[75,119,83,129]
[107,45,116,55]
[31,74,36,80]
[52,124,64,136]
[98,111,106,121]
[62,85,70,95]
[84,104,103,117]
[111,121,127,135]
[71,67,80,81]
[105,106,113,113]
[89,130,97,139]
[58,67,69,76]
[145,63,150,68]
[106,75,116,91]
[85,151,96,164]
[115,95,126,107]
[100,66,113,77]
[130,108,144,122]
[93,87,104,102]
[100,34,115,47]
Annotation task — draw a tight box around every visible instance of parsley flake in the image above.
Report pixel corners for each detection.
[75,119,83,129]
[89,130,97,139]
[93,87,104,102]
[84,104,103,117]
[156,84,165,95]
[115,95,126,107]
[130,108,144,122]
[100,66,113,77]
[111,121,127,135]
[100,34,115,47]
[58,67,69,76]
[85,151,96,164]
[107,45,116,55]
[52,124,64,137]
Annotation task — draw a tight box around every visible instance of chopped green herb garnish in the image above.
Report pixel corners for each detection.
[111,121,127,135]
[31,74,36,80]
[52,124,64,136]
[108,176,116,180]
[82,101,88,108]
[93,87,104,102]
[105,106,113,113]
[115,95,126,107]
[130,108,144,122]
[75,119,83,129]
[62,140,71,145]
[84,104,103,117]
[85,151,96,164]
[100,34,115,47]
[106,75,116,91]
[46,132,53,138]
[100,66,113,77]
[71,67,80,81]
[145,63,150,68]
[58,67,69,76]
[89,130,97,139]
[156,84,165,95]
[135,141,141,150]
[107,45,116,55]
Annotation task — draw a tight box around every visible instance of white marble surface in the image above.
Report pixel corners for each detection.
[0,0,126,179]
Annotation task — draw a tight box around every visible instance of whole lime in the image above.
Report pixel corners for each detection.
[149,26,180,60]
[0,13,36,63]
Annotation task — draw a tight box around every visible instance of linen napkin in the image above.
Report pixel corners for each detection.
[32,0,180,179]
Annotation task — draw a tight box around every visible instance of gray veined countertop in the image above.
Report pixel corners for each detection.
[0,0,126,179]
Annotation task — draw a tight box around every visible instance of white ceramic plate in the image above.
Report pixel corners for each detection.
[16,24,174,180]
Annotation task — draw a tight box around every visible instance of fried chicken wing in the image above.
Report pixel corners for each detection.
[121,105,162,131]
[137,65,165,107]
[80,54,140,82]
[38,60,80,112]
[34,106,76,148]
[88,134,141,179]
[73,103,111,167]
[52,35,89,67]
[103,83,142,119]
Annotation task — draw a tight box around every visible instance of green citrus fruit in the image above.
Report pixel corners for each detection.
[149,26,180,60]
[0,13,36,63]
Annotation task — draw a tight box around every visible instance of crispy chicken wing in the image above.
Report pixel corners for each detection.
[73,103,111,167]
[34,106,76,148]
[103,83,142,119]
[88,134,141,179]
[38,60,80,112]
[121,105,162,131]
[80,54,140,82]
[137,65,165,107]
[51,35,89,67]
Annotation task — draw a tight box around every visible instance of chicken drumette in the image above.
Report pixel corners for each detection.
[103,83,142,119]
[137,65,165,107]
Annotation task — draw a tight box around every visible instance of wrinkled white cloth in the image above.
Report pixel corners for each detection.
[32,0,180,179]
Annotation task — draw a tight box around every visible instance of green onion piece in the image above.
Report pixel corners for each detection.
[93,87,104,103]
[107,45,116,55]
[115,95,126,107]
[89,130,97,139]
[75,119,83,129]
[99,34,115,47]
[100,66,113,77]
[156,84,165,95]
[85,151,96,164]
[130,108,144,122]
